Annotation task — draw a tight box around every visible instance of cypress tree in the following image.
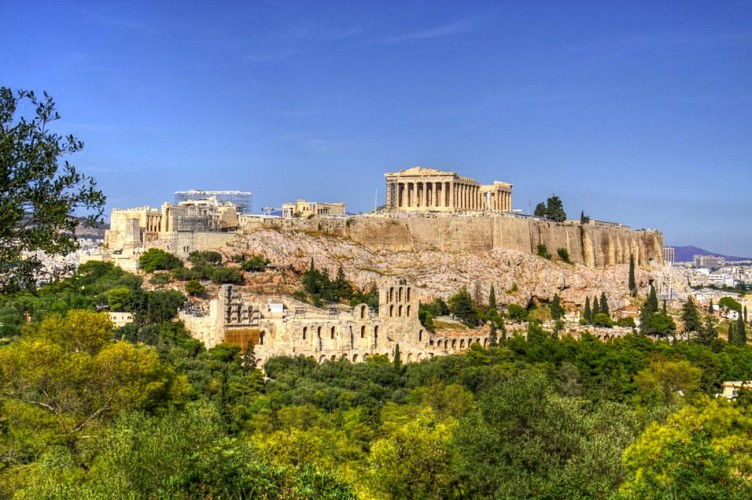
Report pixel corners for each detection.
[708,299,714,315]
[489,285,497,311]
[628,254,637,297]
[737,313,747,346]
[639,285,659,335]
[393,343,402,370]
[599,292,610,318]
[551,294,564,320]
[728,322,737,345]
[489,323,498,347]
[696,317,718,346]
[584,297,592,323]
[681,298,701,333]
[593,295,601,315]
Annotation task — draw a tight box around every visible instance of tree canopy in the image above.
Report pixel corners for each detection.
[0,88,105,292]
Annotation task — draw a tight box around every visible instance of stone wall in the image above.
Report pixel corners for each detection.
[242,214,663,268]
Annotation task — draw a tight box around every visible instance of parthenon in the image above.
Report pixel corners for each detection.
[384,167,512,212]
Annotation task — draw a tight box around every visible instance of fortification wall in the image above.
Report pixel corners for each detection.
[244,214,663,267]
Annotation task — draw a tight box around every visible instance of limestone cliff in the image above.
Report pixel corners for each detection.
[223,221,685,313]
[243,214,663,268]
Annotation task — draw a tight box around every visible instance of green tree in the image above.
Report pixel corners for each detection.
[621,398,752,498]
[708,298,714,314]
[449,286,479,327]
[639,285,659,335]
[534,202,546,217]
[184,279,205,296]
[599,292,610,318]
[719,296,742,313]
[593,312,612,327]
[628,254,637,297]
[556,247,571,263]
[696,317,718,346]
[734,312,747,346]
[544,194,567,222]
[681,298,701,334]
[451,369,634,498]
[187,250,222,265]
[506,303,528,322]
[367,406,457,499]
[584,296,592,324]
[550,294,565,320]
[488,323,498,347]
[488,285,496,310]
[139,249,183,273]
[240,254,269,272]
[0,88,105,292]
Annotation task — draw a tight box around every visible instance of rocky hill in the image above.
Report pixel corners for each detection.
[222,226,688,313]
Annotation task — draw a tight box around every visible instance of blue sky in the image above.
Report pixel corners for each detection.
[3,1,751,255]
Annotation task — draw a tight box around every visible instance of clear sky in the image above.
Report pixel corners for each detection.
[3,1,751,255]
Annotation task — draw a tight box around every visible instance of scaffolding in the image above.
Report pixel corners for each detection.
[174,190,252,214]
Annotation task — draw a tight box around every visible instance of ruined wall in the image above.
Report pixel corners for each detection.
[244,215,663,267]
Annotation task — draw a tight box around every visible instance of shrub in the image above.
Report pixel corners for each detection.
[139,249,183,273]
[593,313,612,328]
[556,248,571,263]
[241,255,270,272]
[188,250,222,265]
[185,280,205,296]
[537,244,551,260]
[507,304,528,322]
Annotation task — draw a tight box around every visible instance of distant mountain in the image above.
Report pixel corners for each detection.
[671,245,750,263]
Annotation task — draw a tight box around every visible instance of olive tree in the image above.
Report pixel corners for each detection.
[0,88,105,291]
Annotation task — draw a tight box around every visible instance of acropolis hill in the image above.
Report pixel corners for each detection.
[105,167,664,269]
[99,167,673,363]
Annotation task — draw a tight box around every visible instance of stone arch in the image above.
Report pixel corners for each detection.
[259,330,266,345]
[302,326,307,340]
[398,287,403,302]
[317,326,322,337]
[483,338,488,348]
[460,339,465,349]
[389,287,394,301]
[418,329,423,342]
[398,305,402,317]
[361,325,366,338]
[406,305,411,317]
[352,354,359,362]
[389,305,394,317]
[255,358,264,367]
[363,353,369,361]
[417,353,423,361]
[360,304,367,319]
[330,326,336,339]
[318,355,326,364]
[407,287,411,302]
[407,353,413,362]
[331,354,336,361]
[451,339,457,349]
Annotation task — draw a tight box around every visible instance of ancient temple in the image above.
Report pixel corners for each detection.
[384,167,512,212]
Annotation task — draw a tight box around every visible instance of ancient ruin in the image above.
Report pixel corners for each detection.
[282,199,346,218]
[385,166,512,212]
[179,282,488,366]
